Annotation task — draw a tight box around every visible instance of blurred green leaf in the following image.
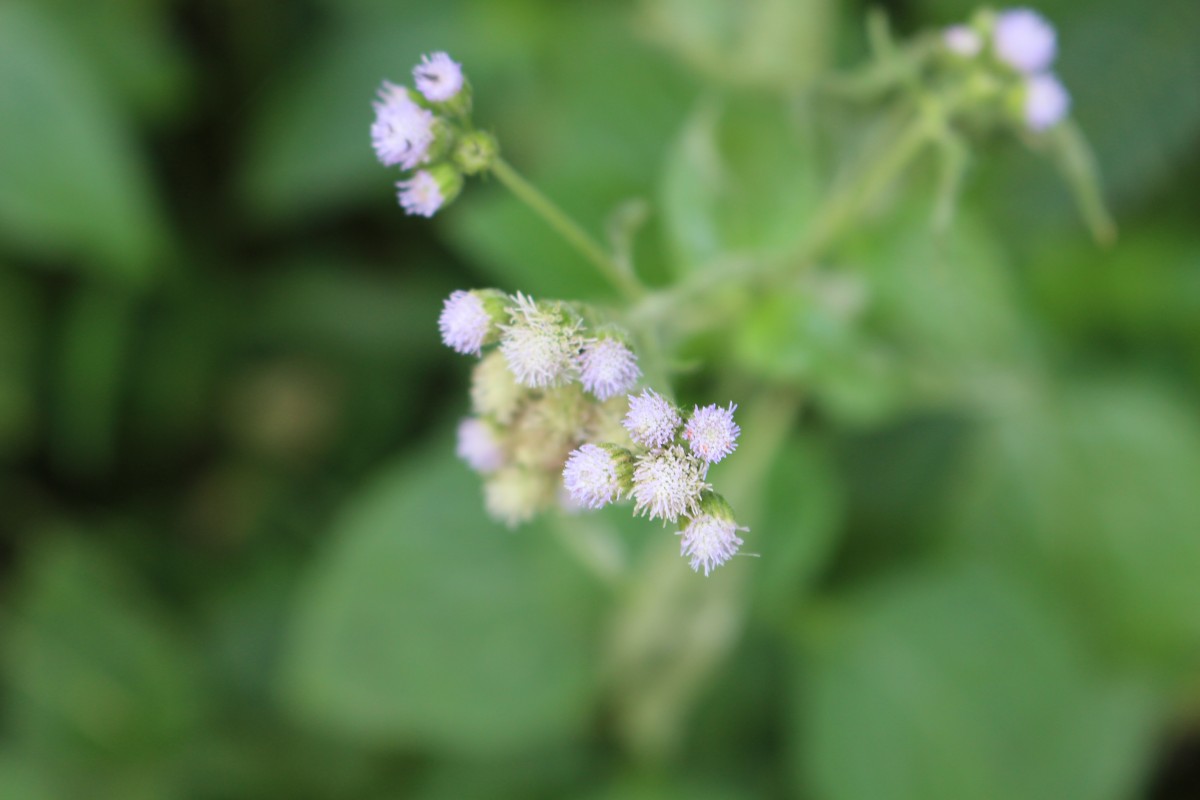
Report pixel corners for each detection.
[1,535,203,756]
[796,562,1160,800]
[637,0,837,90]
[0,267,40,459]
[281,441,601,754]
[50,285,136,476]
[35,0,190,120]
[0,2,162,281]
[753,435,843,614]
[949,376,1200,668]
[661,94,822,272]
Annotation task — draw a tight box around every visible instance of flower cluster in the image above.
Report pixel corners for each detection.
[441,289,641,526]
[941,7,1069,132]
[562,387,746,575]
[370,51,497,216]
[440,288,747,575]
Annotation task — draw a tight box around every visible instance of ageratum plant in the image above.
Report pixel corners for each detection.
[369,13,1112,576]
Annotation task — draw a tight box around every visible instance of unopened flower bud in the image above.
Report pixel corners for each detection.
[511,384,591,470]
[483,466,556,528]
[678,491,747,576]
[470,350,526,423]
[454,130,499,176]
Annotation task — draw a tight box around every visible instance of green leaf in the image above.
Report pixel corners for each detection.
[752,435,843,614]
[660,93,822,273]
[796,562,1160,800]
[1,535,203,756]
[281,442,601,754]
[637,0,837,90]
[0,2,162,282]
[948,377,1200,668]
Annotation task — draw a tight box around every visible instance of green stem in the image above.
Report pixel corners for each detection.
[490,158,645,301]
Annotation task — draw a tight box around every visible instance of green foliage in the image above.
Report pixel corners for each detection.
[282,444,602,754]
[1,0,1198,797]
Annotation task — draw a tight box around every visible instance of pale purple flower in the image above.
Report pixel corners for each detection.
[397,170,443,217]
[413,52,464,103]
[1024,72,1070,131]
[439,290,492,355]
[578,337,640,401]
[943,25,983,57]
[371,82,435,169]
[622,389,680,449]
[562,444,626,509]
[631,447,709,523]
[679,514,746,576]
[499,293,580,388]
[683,403,739,465]
[993,8,1057,74]
[456,417,506,473]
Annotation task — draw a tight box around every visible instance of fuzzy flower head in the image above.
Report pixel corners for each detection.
[993,8,1057,74]
[397,170,443,217]
[623,388,681,449]
[562,444,633,510]
[683,403,740,465]
[678,493,746,576]
[470,350,525,423]
[370,83,435,169]
[631,446,709,523]
[397,164,462,217]
[499,294,581,389]
[1023,72,1070,131]
[456,417,506,473]
[578,336,641,401]
[943,24,983,57]
[413,51,465,103]
[439,289,503,356]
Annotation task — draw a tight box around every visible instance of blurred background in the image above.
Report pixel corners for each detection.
[0,0,1198,798]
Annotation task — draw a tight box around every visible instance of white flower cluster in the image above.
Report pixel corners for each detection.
[440,288,747,574]
[941,8,1070,132]
[561,387,747,576]
[440,289,642,527]
[371,51,496,216]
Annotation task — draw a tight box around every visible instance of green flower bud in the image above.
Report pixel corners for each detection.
[454,129,499,175]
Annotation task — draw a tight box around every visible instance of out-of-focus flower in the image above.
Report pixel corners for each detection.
[456,417,506,473]
[943,24,983,57]
[484,467,554,528]
[370,83,435,169]
[993,8,1057,74]
[1023,72,1070,131]
[413,51,464,103]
